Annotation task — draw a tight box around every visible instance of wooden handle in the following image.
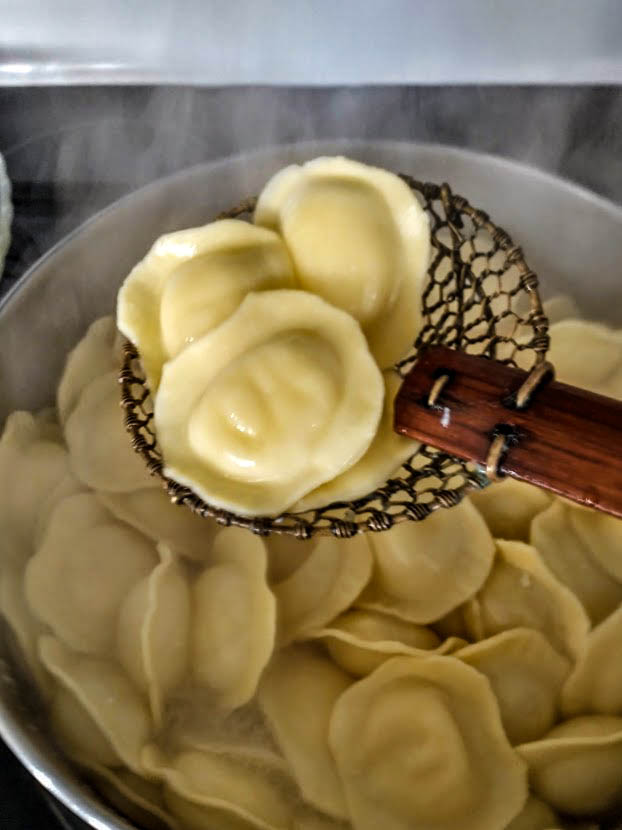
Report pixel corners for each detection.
[394,345,622,518]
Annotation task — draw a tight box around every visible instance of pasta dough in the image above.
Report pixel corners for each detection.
[254,156,430,368]
[358,500,495,623]
[117,220,295,392]
[329,655,528,830]
[155,290,384,516]
[547,319,622,398]
[469,479,551,541]
[25,493,158,655]
[192,527,276,709]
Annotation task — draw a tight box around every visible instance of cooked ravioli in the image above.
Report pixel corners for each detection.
[0,411,82,566]
[309,608,464,677]
[192,527,276,710]
[98,488,216,563]
[562,603,622,717]
[258,645,350,820]
[155,290,383,516]
[329,655,528,830]
[505,795,558,830]
[65,370,157,493]
[518,715,622,816]
[117,544,191,725]
[358,500,495,623]
[143,744,293,830]
[25,493,158,655]
[274,533,372,646]
[547,319,622,398]
[469,479,551,542]
[295,371,419,510]
[531,500,622,624]
[117,219,295,391]
[254,156,430,368]
[41,636,152,772]
[465,540,589,660]
[57,316,121,425]
[456,629,570,744]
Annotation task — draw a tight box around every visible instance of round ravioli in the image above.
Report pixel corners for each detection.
[65,370,158,493]
[117,544,191,725]
[192,527,276,710]
[117,219,295,391]
[25,493,158,655]
[456,629,571,744]
[465,540,589,661]
[469,478,551,542]
[76,760,179,830]
[142,744,293,830]
[295,371,419,510]
[0,411,82,566]
[562,602,622,717]
[265,536,316,584]
[155,290,384,516]
[258,644,350,820]
[254,156,430,368]
[98,488,217,563]
[518,715,622,816]
[505,795,558,830]
[273,533,372,646]
[57,315,120,425]
[329,655,528,830]
[531,500,622,625]
[40,636,152,772]
[548,319,622,398]
[310,608,464,677]
[358,500,495,624]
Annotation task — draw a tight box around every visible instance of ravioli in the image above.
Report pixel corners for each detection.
[273,533,372,646]
[98,488,216,563]
[25,493,158,655]
[547,319,622,398]
[65,370,158,493]
[358,500,495,623]
[465,540,589,660]
[192,527,276,710]
[254,156,430,368]
[155,290,384,516]
[295,372,419,510]
[117,219,295,391]
[41,636,152,772]
[329,655,528,830]
[469,479,551,542]
[531,500,622,625]
[57,316,121,425]
[562,603,622,717]
[142,744,293,830]
[455,629,570,744]
[518,715,622,816]
[0,411,82,566]
[310,608,464,677]
[117,544,191,725]
[258,645,350,820]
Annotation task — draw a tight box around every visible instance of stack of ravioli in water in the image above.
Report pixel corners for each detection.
[1,157,622,829]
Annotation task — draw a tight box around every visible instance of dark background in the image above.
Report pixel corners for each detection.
[1,83,622,828]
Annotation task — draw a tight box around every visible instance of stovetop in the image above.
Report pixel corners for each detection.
[2,83,622,829]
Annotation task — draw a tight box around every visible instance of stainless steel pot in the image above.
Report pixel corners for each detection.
[1,141,622,830]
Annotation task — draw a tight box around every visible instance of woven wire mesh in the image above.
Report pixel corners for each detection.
[120,176,549,539]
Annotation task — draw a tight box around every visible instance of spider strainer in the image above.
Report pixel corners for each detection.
[120,175,549,539]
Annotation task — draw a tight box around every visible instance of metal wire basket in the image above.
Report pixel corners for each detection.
[120,175,549,539]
